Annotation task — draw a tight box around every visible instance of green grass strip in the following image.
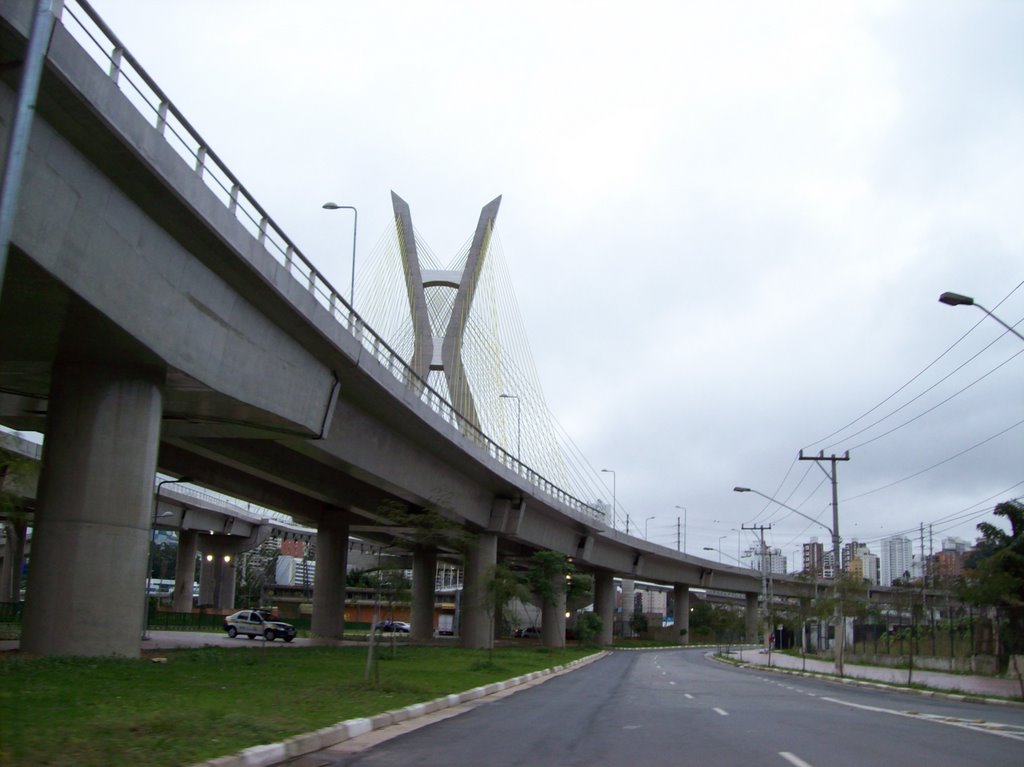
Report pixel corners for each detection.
[0,645,596,767]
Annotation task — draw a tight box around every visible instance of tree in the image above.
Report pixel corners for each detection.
[960,500,1024,688]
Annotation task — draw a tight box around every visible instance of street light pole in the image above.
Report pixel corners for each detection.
[322,203,358,309]
[939,291,1024,342]
[644,515,655,540]
[601,469,616,531]
[734,485,843,674]
[675,505,687,553]
[499,393,521,461]
[144,476,191,640]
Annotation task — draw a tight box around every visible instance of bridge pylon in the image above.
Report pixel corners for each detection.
[391,191,501,431]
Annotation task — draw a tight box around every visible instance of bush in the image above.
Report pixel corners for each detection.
[576,612,603,645]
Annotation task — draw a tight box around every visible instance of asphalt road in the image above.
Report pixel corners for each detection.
[320,649,1024,767]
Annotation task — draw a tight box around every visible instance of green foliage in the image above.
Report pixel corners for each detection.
[525,550,572,607]
[346,569,377,588]
[483,563,531,633]
[629,611,649,635]
[961,500,1024,609]
[575,611,603,645]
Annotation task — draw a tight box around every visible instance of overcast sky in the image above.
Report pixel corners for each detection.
[86,0,1022,571]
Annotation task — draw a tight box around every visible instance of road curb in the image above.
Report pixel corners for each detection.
[189,651,609,767]
[710,652,1024,708]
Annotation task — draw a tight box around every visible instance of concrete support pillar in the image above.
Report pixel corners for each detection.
[198,551,236,610]
[621,578,635,634]
[172,530,198,613]
[541,573,566,648]
[311,515,349,639]
[0,520,27,602]
[411,546,437,641]
[745,592,760,643]
[461,532,497,649]
[799,597,811,652]
[593,570,614,646]
[22,363,162,657]
[674,584,690,645]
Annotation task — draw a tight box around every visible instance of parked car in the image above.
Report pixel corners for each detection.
[514,626,541,638]
[374,620,411,633]
[223,610,297,642]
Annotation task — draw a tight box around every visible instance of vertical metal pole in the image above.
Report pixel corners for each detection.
[830,455,843,676]
[0,0,60,299]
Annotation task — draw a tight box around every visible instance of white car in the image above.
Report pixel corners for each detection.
[223,610,296,642]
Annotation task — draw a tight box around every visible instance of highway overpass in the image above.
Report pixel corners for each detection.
[0,0,814,656]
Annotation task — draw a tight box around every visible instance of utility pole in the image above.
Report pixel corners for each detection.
[799,450,850,676]
[743,523,772,649]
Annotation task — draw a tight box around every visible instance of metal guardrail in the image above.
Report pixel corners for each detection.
[58,1,602,522]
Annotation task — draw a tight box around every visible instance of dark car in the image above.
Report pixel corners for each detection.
[374,620,411,633]
[223,609,297,642]
[514,626,541,638]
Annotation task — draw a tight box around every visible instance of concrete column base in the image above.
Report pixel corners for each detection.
[541,574,566,649]
[22,363,163,657]
[593,570,614,646]
[172,530,198,613]
[411,547,437,641]
[674,584,690,644]
[311,514,349,639]
[745,592,760,643]
[0,520,27,603]
[461,532,497,649]
[198,547,236,610]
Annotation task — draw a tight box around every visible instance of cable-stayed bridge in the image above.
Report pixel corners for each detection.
[0,0,810,657]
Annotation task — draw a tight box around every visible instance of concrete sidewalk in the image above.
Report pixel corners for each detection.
[726,647,1024,701]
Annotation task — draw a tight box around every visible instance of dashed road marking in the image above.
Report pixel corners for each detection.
[713,707,729,716]
[779,751,814,767]
[684,693,694,699]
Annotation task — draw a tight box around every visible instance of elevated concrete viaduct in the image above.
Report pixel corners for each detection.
[0,0,814,656]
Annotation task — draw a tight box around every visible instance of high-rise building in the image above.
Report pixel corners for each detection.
[802,538,824,577]
[880,536,913,586]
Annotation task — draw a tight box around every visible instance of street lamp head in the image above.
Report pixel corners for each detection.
[939,291,974,307]
[322,202,341,209]
[601,468,613,474]
[733,487,750,493]
[702,547,714,551]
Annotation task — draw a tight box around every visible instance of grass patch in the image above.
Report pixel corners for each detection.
[0,645,596,767]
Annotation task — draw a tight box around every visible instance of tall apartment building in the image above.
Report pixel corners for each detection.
[802,538,825,577]
[748,547,787,575]
[879,535,913,586]
[848,552,880,585]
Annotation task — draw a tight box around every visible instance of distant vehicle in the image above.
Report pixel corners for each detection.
[223,610,296,642]
[374,620,411,633]
[514,626,541,638]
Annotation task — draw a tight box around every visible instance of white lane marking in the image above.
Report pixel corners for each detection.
[779,752,814,767]
[713,707,729,716]
[669,681,676,685]
[820,697,1024,742]
[684,693,694,699]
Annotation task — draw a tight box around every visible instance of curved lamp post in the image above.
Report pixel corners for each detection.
[675,505,687,553]
[939,291,1024,342]
[734,486,842,674]
[322,202,358,309]
[499,393,521,461]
